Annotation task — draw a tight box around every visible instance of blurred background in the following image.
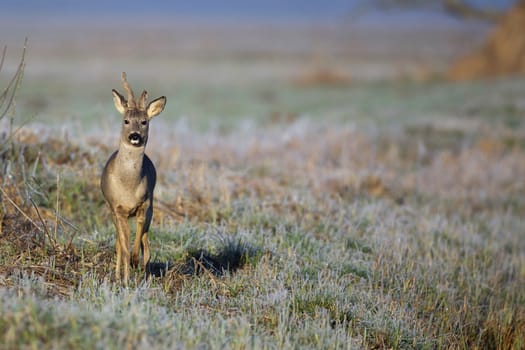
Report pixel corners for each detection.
[0,0,523,133]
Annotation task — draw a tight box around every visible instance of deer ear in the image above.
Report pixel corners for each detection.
[112,89,127,115]
[146,96,166,119]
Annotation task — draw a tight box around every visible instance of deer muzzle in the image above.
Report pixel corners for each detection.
[128,132,144,147]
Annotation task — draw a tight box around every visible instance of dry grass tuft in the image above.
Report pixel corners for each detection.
[293,65,352,87]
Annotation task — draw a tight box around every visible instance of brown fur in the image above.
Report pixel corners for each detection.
[100,72,166,285]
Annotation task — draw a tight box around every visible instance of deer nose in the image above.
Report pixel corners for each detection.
[128,132,143,146]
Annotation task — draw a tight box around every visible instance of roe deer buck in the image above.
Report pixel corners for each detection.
[101,72,166,285]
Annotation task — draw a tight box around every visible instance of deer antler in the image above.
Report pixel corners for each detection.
[121,72,136,109]
[138,90,148,111]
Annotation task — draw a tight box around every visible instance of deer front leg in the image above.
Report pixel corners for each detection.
[141,230,150,267]
[142,201,153,267]
[115,208,131,285]
[110,212,122,281]
[132,200,152,268]
[132,203,145,268]
[115,232,122,280]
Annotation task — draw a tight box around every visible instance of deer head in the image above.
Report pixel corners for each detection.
[111,72,166,148]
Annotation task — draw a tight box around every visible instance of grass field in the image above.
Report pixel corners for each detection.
[1,20,524,349]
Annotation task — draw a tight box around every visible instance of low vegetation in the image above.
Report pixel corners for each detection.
[1,47,524,349]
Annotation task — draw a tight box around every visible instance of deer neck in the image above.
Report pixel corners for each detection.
[114,142,146,185]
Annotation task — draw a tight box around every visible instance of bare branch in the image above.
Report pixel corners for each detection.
[364,0,506,22]
[0,38,26,121]
[442,0,504,22]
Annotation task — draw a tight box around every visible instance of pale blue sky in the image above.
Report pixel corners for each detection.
[2,0,517,22]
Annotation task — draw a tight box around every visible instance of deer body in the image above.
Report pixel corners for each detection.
[101,72,166,285]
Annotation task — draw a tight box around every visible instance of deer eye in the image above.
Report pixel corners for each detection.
[124,119,130,125]
[141,120,148,126]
